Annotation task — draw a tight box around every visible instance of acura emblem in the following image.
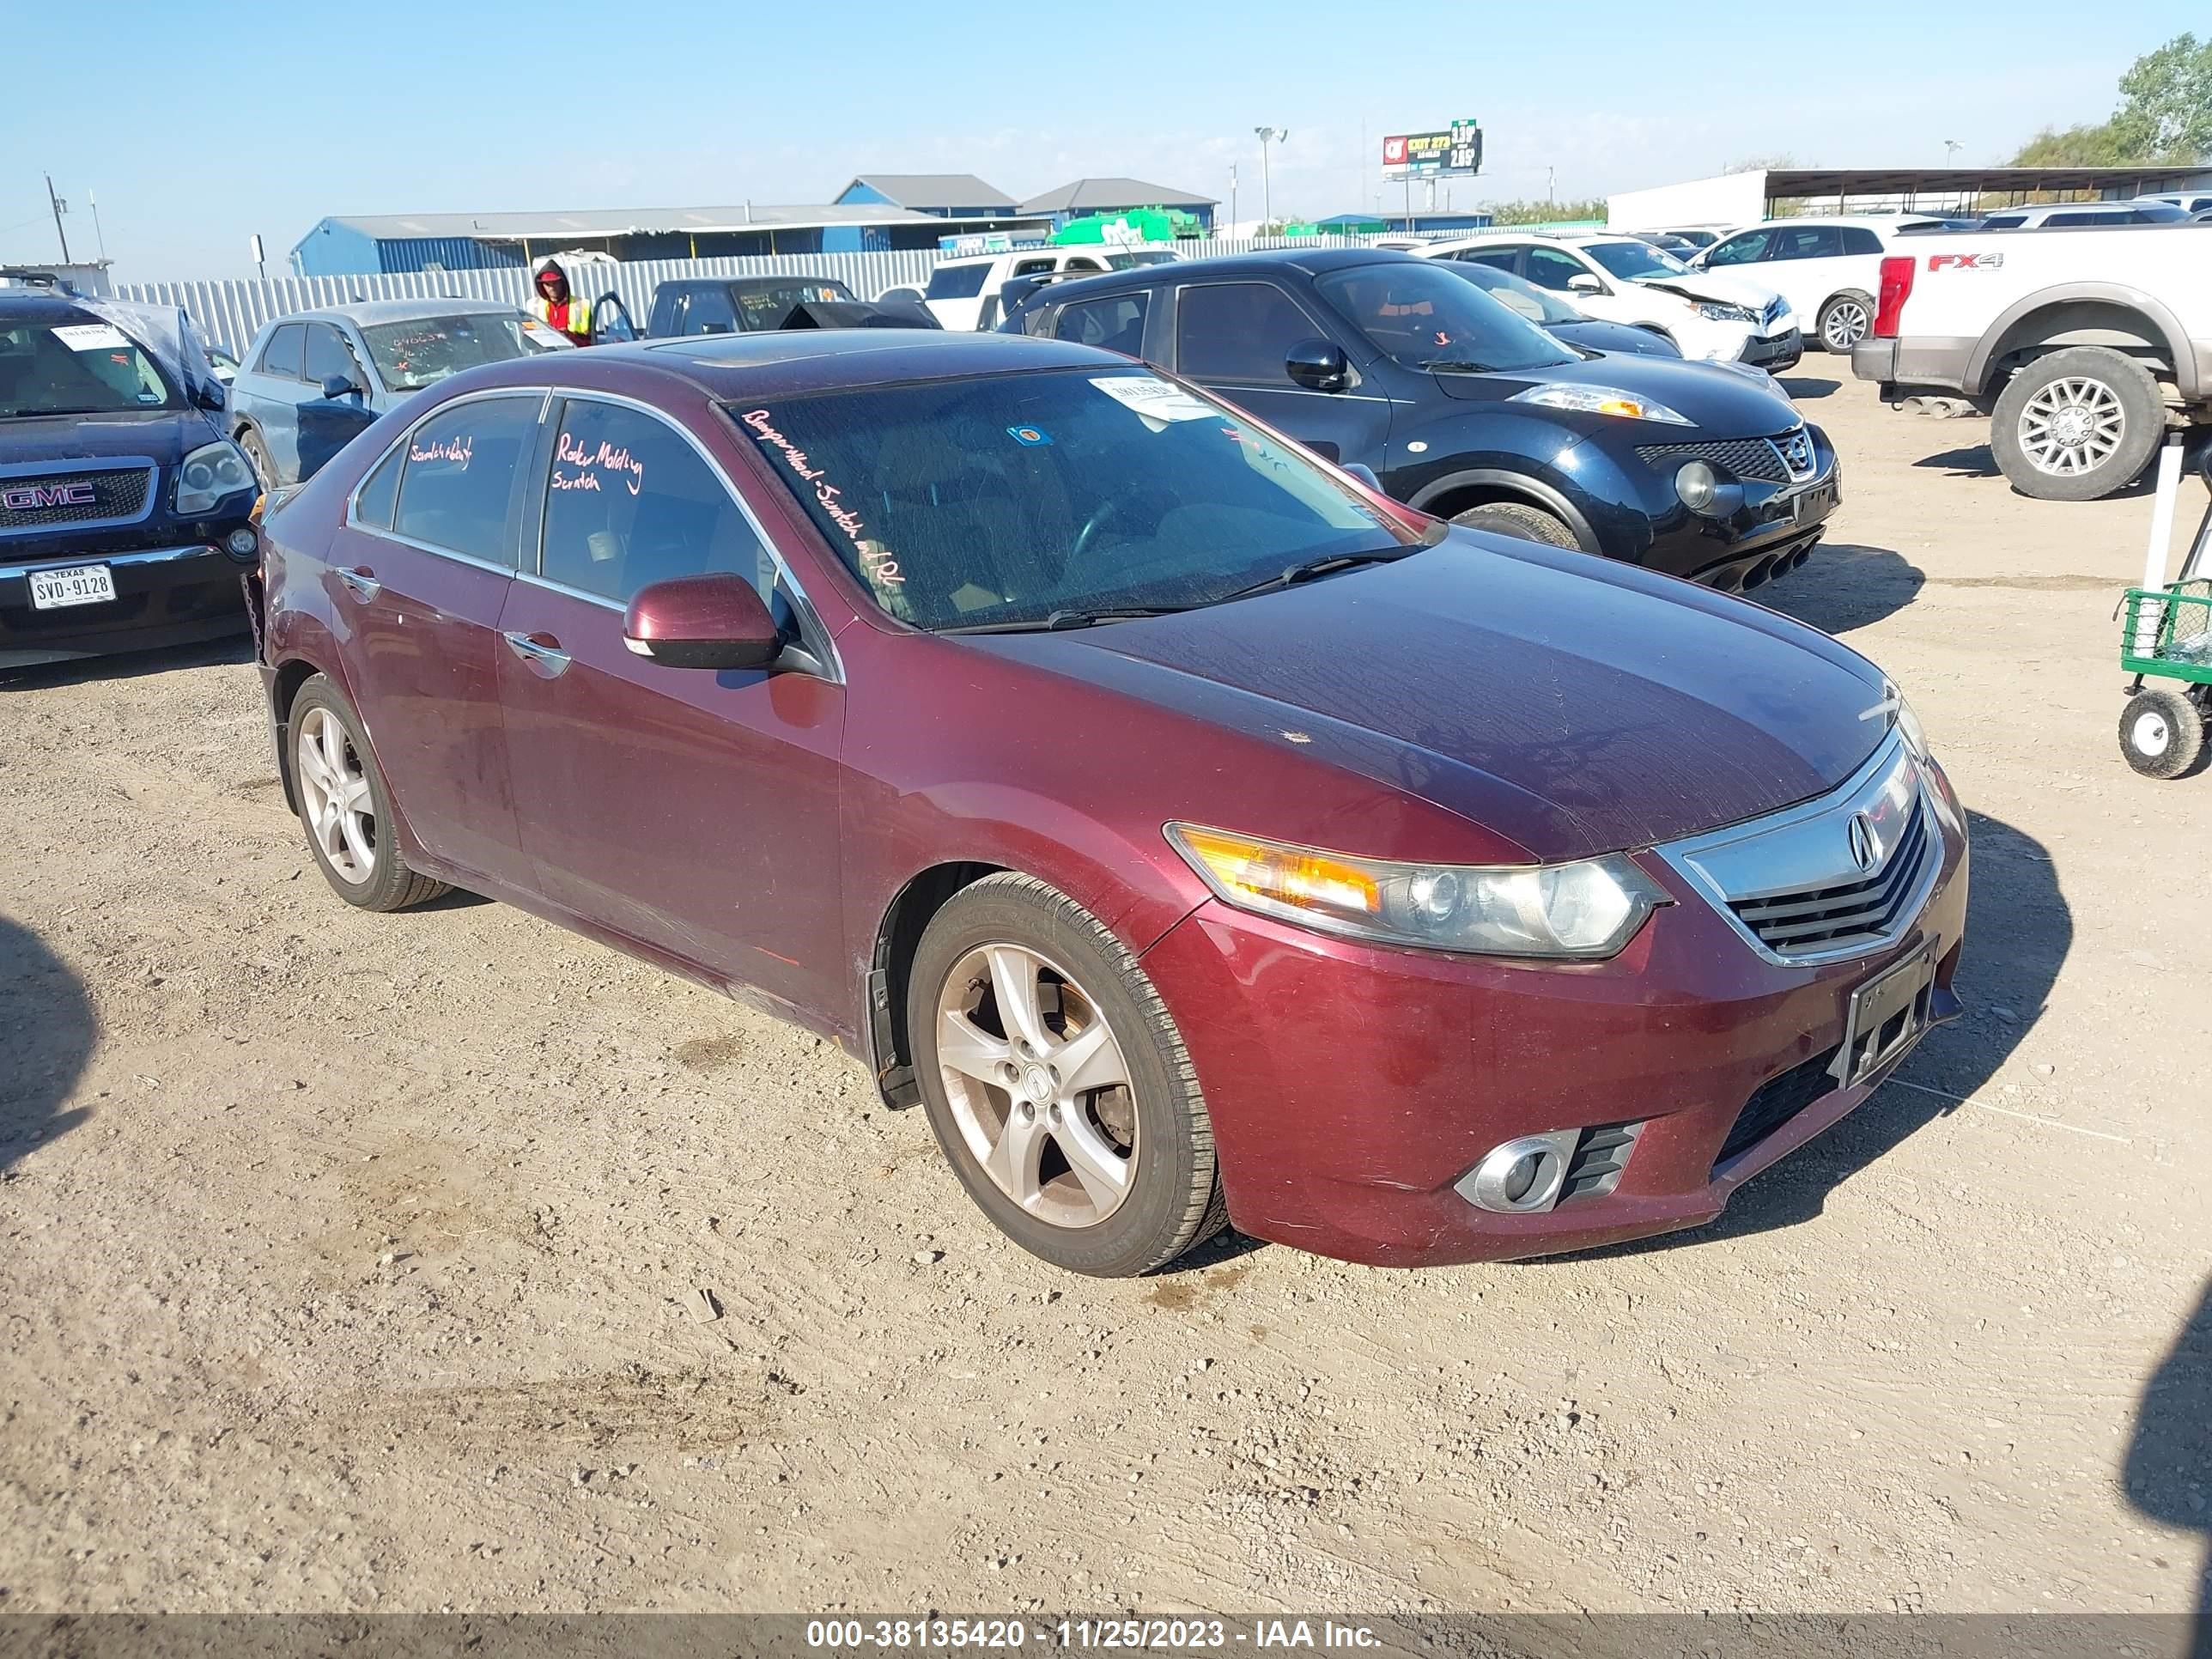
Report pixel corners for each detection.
[1847,811,1882,873]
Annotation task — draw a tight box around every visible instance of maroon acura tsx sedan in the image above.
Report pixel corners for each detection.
[250,329,1967,1276]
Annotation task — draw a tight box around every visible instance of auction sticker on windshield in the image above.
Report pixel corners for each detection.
[51,324,132,353]
[1091,376,1214,426]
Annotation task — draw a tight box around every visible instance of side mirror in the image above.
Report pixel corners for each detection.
[623,572,783,672]
[319,373,364,400]
[1285,337,1351,392]
[192,381,227,410]
[1566,273,1605,296]
[1342,463,1382,492]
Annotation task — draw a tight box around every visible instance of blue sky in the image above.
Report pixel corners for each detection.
[3,0,2199,280]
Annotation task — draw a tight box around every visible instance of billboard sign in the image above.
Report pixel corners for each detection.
[1382,120,1483,181]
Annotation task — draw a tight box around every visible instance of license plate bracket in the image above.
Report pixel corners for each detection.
[1830,943,1936,1087]
[28,563,118,610]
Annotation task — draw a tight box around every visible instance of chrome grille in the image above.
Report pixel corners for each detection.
[1659,735,1945,967]
[0,464,155,533]
[1774,427,1816,480]
[1729,799,1934,954]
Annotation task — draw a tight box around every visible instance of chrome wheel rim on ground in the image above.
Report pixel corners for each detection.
[295,707,377,884]
[934,943,1138,1228]
[2132,708,2174,757]
[2019,377,2125,477]
[1822,300,1869,351]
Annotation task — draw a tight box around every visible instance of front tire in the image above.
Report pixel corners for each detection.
[1990,347,2163,501]
[908,873,1225,1277]
[239,427,279,492]
[1451,501,1581,548]
[289,676,448,910]
[2118,687,2206,780]
[1817,290,1874,354]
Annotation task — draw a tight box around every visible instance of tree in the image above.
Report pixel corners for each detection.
[2005,32,2212,164]
[2112,31,2212,160]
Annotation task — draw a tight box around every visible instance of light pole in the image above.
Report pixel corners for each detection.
[1943,138,1962,163]
[1254,127,1286,230]
[45,173,70,262]
[1229,162,1238,233]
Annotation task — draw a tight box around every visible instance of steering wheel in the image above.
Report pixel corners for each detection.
[1069,497,1126,563]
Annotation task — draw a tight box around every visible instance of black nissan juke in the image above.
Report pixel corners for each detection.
[1001,247,1838,596]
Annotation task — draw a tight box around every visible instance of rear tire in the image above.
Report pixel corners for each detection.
[1817,290,1874,354]
[908,872,1226,1277]
[2118,687,2205,780]
[289,675,449,911]
[1990,347,2163,501]
[1451,501,1581,549]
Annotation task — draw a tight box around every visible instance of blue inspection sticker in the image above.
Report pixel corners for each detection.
[1006,424,1052,447]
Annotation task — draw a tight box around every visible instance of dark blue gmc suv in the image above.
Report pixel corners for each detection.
[1,290,259,670]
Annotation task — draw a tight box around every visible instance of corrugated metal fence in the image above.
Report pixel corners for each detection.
[115,237,1395,355]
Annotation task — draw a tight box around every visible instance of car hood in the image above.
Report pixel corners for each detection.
[1637,269,1782,311]
[1431,351,1801,434]
[0,407,218,468]
[976,536,1887,862]
[1547,319,1679,357]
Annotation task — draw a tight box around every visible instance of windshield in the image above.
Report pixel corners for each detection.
[734,280,857,328]
[1443,261,1580,325]
[1315,263,1574,374]
[734,368,1424,632]
[0,320,177,417]
[1583,240,1692,280]
[360,312,562,392]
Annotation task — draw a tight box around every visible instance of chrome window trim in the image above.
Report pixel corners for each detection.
[1656,732,1946,969]
[0,453,160,539]
[0,543,219,581]
[535,386,844,684]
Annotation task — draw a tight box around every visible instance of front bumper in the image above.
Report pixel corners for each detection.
[1624,425,1843,592]
[0,539,253,669]
[1739,326,1803,372]
[1139,758,1969,1268]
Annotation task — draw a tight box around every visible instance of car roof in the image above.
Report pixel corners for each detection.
[0,291,103,325]
[991,245,1424,312]
[261,297,525,332]
[468,327,1136,400]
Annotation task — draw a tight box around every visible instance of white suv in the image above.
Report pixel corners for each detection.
[1692,216,1948,354]
[921,247,1179,331]
[1419,232,1799,368]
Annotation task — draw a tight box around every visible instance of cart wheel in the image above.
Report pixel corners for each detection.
[2118,688,2206,780]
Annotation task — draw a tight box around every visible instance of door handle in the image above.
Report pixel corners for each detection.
[336,567,380,602]
[501,630,572,677]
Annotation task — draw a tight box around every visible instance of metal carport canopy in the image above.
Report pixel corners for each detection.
[1765,165,2212,202]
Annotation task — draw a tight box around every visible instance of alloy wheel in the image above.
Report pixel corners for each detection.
[933,942,1138,1229]
[1821,299,1869,351]
[2018,377,2125,477]
[295,706,377,884]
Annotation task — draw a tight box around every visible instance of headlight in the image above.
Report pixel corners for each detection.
[1893,690,1930,760]
[175,441,256,515]
[1167,823,1669,959]
[1509,384,1692,426]
[1695,301,1756,323]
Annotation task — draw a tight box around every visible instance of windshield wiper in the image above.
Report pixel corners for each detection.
[3,405,118,418]
[1217,549,1415,604]
[942,605,1190,635]
[1422,357,1499,374]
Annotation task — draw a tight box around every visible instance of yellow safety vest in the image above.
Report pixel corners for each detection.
[532,293,592,335]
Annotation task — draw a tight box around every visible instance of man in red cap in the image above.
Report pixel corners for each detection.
[530,256,594,347]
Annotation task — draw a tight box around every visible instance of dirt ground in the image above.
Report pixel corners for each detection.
[2,369,2209,1622]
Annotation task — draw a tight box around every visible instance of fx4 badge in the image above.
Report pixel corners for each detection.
[1928,252,2004,271]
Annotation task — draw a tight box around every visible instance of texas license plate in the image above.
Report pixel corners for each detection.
[1830,944,1935,1087]
[28,563,117,610]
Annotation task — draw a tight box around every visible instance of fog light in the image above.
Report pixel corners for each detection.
[1675,459,1720,514]
[1455,1130,1578,1214]
[226,527,258,559]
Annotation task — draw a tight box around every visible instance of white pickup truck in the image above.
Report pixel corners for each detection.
[1852,223,2212,499]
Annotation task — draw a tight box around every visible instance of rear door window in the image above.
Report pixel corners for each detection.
[353,441,403,529]
[389,394,541,565]
[1174,282,1322,385]
[1455,246,1522,274]
[1053,293,1150,356]
[926,263,990,300]
[258,324,305,380]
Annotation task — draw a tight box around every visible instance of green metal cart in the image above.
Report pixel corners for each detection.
[2118,439,2212,779]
